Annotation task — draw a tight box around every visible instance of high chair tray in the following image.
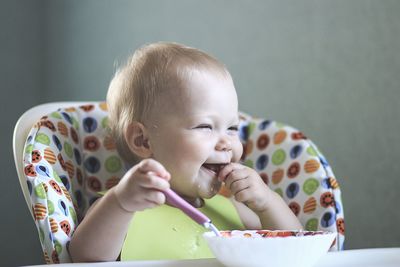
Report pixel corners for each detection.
[22,248,400,267]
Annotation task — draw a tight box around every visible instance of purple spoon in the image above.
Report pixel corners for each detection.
[163,188,221,236]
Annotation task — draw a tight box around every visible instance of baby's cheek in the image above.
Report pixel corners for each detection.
[232,139,243,162]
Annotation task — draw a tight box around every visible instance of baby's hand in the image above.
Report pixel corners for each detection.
[112,159,171,212]
[219,163,273,213]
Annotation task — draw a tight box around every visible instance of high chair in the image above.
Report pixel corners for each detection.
[13,102,345,263]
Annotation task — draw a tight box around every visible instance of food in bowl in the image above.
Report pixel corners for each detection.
[203,230,336,267]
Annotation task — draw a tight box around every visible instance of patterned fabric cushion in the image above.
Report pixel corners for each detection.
[237,116,345,250]
[22,103,345,264]
[23,103,126,263]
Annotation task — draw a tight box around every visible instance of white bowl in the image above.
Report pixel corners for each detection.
[203,230,336,267]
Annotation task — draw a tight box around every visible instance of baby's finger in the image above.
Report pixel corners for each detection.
[144,190,166,205]
[218,163,243,182]
[224,169,249,190]
[137,173,170,191]
[234,188,252,204]
[137,159,171,180]
[229,177,250,194]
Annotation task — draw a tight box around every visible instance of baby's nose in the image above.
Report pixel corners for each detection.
[215,136,232,152]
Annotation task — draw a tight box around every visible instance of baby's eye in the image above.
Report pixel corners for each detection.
[228,126,239,131]
[195,124,212,130]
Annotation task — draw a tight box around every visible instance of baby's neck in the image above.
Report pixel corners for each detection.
[190,197,205,208]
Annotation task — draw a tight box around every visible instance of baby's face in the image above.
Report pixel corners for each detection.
[146,70,243,201]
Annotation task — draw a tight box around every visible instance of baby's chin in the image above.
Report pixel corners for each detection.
[198,180,222,199]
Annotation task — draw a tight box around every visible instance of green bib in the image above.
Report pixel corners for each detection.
[121,195,244,261]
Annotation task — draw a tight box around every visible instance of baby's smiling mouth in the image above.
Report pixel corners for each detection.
[201,163,228,176]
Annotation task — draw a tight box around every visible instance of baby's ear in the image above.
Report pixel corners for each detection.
[125,122,152,158]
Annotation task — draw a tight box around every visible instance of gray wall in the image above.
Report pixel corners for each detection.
[1,1,45,266]
[2,0,399,266]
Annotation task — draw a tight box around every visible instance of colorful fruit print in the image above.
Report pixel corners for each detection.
[105,156,122,173]
[51,250,60,263]
[57,154,66,171]
[58,200,68,216]
[61,187,72,202]
[287,162,300,178]
[320,192,335,208]
[329,177,339,189]
[290,144,303,159]
[79,104,95,112]
[306,146,318,156]
[73,148,81,165]
[305,218,318,231]
[304,159,320,173]
[87,176,102,192]
[84,136,100,152]
[52,135,62,151]
[272,168,284,184]
[286,182,299,198]
[63,142,73,159]
[291,131,307,140]
[84,157,100,173]
[57,122,68,137]
[47,200,55,215]
[259,172,269,185]
[101,116,109,128]
[34,184,47,199]
[44,148,57,164]
[272,149,286,165]
[61,112,72,125]
[99,102,108,111]
[103,135,116,150]
[273,130,287,144]
[255,154,268,171]
[54,240,62,255]
[289,202,301,216]
[50,217,58,233]
[258,120,271,130]
[71,116,80,130]
[83,117,97,133]
[337,218,345,235]
[34,203,47,220]
[31,150,42,163]
[303,178,319,195]
[49,180,62,195]
[321,211,335,227]
[69,207,77,225]
[35,133,50,145]
[50,111,62,119]
[40,120,56,131]
[24,164,37,177]
[36,165,50,177]
[303,197,317,214]
[70,127,79,144]
[256,133,269,149]
[65,161,75,178]
[244,139,253,157]
[25,144,33,154]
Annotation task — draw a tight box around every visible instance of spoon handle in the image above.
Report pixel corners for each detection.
[163,188,210,225]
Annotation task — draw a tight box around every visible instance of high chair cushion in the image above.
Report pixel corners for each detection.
[22,103,344,263]
[23,103,126,263]
[238,117,345,250]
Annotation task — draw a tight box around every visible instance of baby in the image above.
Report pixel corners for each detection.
[69,42,302,262]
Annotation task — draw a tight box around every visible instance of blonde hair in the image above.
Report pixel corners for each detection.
[107,42,231,165]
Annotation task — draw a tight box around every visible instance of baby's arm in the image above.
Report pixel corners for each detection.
[69,159,170,262]
[219,163,303,230]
